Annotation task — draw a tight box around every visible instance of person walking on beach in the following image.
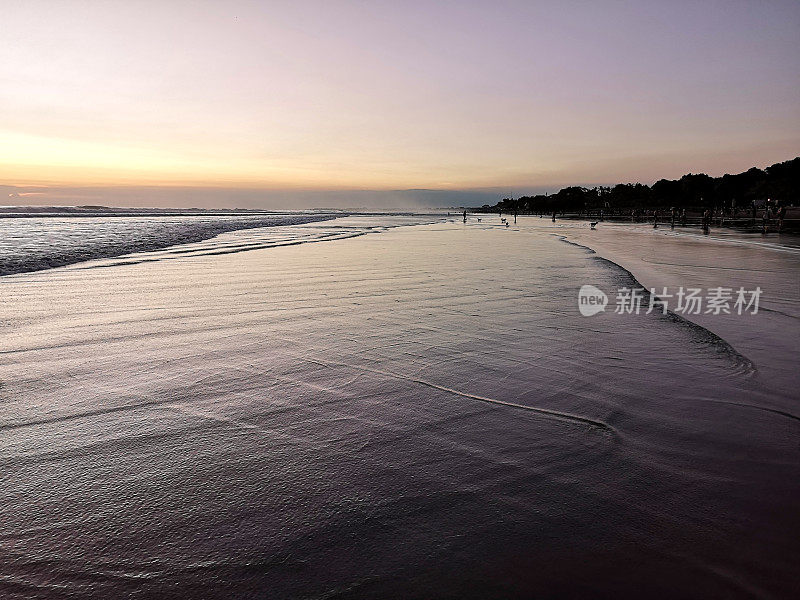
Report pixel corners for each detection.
[552,211,556,223]
[653,210,659,229]
[702,210,710,234]
[762,203,771,234]
[670,207,676,229]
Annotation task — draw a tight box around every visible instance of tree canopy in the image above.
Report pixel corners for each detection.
[480,157,799,213]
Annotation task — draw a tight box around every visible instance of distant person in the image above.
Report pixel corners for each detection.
[552,211,556,223]
[702,210,710,234]
[680,208,687,226]
[653,210,659,229]
[777,205,786,232]
[670,207,676,229]
[762,206,770,234]
[463,209,467,223]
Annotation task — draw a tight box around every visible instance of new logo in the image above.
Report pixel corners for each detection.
[578,285,608,316]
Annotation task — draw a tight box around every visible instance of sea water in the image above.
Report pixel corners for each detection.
[0,209,338,276]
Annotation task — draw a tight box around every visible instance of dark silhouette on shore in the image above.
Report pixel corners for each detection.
[472,157,800,232]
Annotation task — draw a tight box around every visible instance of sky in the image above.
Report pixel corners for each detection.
[1,0,798,208]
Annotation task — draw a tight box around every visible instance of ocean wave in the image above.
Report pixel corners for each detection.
[556,235,757,376]
[0,211,338,276]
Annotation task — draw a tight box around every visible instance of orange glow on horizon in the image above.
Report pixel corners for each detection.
[2,2,797,203]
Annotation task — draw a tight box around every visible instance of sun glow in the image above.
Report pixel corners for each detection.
[1,1,798,204]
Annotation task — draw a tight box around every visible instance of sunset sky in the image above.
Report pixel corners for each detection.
[2,1,799,207]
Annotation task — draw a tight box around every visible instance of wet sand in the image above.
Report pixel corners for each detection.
[1,216,798,599]
[560,220,800,398]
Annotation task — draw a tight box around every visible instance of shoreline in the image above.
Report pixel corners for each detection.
[0,212,452,277]
[0,213,340,277]
[2,217,799,598]
[556,220,800,400]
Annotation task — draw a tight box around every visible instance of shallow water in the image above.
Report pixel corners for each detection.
[0,210,339,275]
[1,216,798,598]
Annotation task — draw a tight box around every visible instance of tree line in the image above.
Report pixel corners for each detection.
[477,156,799,215]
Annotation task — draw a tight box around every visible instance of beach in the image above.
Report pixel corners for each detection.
[1,215,799,599]
[562,221,800,395]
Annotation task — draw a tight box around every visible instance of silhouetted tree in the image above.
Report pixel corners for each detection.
[473,157,798,214]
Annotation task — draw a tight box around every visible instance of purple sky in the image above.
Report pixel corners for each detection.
[1,0,798,207]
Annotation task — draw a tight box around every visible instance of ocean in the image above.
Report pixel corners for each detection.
[0,209,339,276]
[1,213,798,599]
